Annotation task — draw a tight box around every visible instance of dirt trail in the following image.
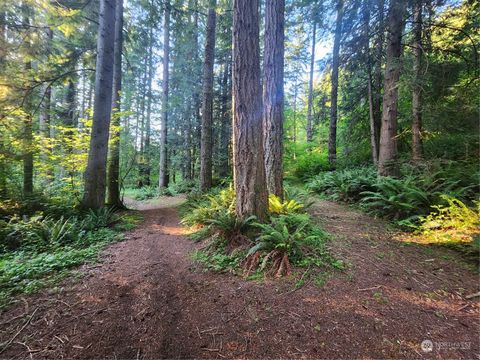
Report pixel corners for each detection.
[0,197,478,359]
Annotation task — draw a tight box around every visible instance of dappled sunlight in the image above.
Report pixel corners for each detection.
[151,223,189,236]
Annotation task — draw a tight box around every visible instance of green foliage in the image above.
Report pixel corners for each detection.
[306,167,377,202]
[416,196,480,246]
[192,249,244,274]
[181,187,235,227]
[182,188,341,278]
[306,162,479,222]
[292,151,331,180]
[206,211,257,239]
[0,204,139,307]
[360,176,431,219]
[268,194,304,214]
[81,207,118,230]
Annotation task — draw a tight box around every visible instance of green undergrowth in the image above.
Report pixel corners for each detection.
[124,180,198,200]
[181,185,344,281]
[0,201,142,308]
[305,160,479,256]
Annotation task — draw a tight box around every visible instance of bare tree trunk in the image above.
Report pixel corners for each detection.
[199,1,217,192]
[82,0,116,209]
[219,60,231,178]
[22,2,33,195]
[363,0,379,165]
[233,0,268,221]
[412,0,423,162]
[372,0,385,163]
[107,0,124,207]
[328,0,344,166]
[306,20,316,143]
[263,0,284,198]
[159,2,170,189]
[378,0,406,177]
[0,10,6,197]
[144,25,154,186]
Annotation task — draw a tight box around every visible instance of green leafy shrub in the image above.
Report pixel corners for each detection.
[360,176,432,219]
[245,214,336,277]
[268,194,304,214]
[81,207,118,230]
[416,195,479,244]
[306,167,377,202]
[181,187,235,226]
[293,152,331,180]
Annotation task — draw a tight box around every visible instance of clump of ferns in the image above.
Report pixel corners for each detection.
[204,210,258,252]
[244,215,310,278]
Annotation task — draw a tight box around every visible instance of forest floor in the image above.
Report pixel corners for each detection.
[0,195,478,359]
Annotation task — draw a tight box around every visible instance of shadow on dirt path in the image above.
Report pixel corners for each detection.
[0,196,478,359]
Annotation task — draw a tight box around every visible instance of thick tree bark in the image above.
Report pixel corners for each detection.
[82,0,116,209]
[306,20,316,143]
[106,0,124,207]
[159,2,170,189]
[199,2,217,192]
[378,0,406,177]
[412,0,423,162]
[233,0,268,221]
[328,0,344,166]
[263,0,284,198]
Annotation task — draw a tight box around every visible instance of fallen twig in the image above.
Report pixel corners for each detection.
[357,285,382,292]
[0,307,39,354]
[465,291,480,299]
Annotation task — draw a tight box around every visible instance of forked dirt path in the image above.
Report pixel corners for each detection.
[0,196,478,359]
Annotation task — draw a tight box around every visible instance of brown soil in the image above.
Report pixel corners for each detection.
[0,197,478,359]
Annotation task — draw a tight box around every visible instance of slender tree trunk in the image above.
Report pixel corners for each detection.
[378,0,406,177]
[219,60,231,178]
[0,10,6,197]
[107,0,124,207]
[144,25,154,186]
[82,0,116,209]
[199,1,217,192]
[159,2,170,188]
[233,0,268,221]
[373,0,385,161]
[263,0,284,198]
[306,20,316,143]
[363,0,379,165]
[22,2,33,195]
[412,0,423,162]
[328,0,344,165]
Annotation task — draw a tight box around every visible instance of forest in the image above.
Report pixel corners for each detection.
[0,0,479,358]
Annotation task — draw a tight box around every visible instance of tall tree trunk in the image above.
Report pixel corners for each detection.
[144,25,154,186]
[0,10,6,197]
[39,27,53,184]
[372,0,385,163]
[107,0,124,207]
[306,20,316,143]
[22,2,33,195]
[328,0,344,165]
[412,0,423,162]
[378,0,406,177]
[199,1,217,192]
[159,2,170,188]
[363,0,379,165]
[233,0,268,221]
[263,0,284,198]
[218,60,231,178]
[82,0,116,209]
